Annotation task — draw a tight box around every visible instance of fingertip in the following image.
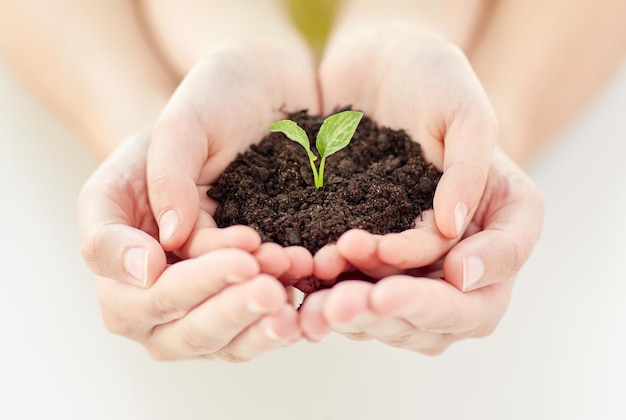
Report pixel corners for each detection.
[461,255,485,292]
[264,305,301,342]
[254,242,291,278]
[148,172,200,251]
[441,231,514,292]
[323,281,371,324]
[205,248,261,284]
[299,290,332,342]
[336,229,377,260]
[85,223,167,288]
[283,246,314,281]
[245,274,290,315]
[313,244,351,281]
[440,245,479,292]
[222,225,263,252]
[157,208,183,247]
[369,276,416,315]
[124,244,167,288]
[181,223,262,259]
[377,233,411,267]
[433,172,473,240]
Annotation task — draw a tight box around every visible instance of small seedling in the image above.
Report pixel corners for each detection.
[269,110,364,188]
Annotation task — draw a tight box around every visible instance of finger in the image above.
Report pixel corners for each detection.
[253,242,291,278]
[298,289,333,342]
[322,280,373,325]
[216,304,301,363]
[333,310,423,346]
[433,97,498,239]
[313,244,352,283]
[320,284,459,354]
[180,222,262,259]
[98,249,261,341]
[81,222,167,288]
[444,155,544,291]
[336,229,402,278]
[176,188,262,259]
[370,275,509,336]
[78,135,167,288]
[281,246,314,285]
[148,274,287,360]
[147,104,207,250]
[375,211,456,270]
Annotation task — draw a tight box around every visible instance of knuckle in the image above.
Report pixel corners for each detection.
[217,349,252,364]
[381,333,414,348]
[147,168,172,198]
[344,332,371,341]
[179,323,221,356]
[148,292,183,324]
[423,318,459,334]
[220,303,255,332]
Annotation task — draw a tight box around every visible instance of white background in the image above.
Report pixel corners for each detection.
[1,56,625,419]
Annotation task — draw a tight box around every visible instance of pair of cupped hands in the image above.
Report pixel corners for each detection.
[78,26,543,361]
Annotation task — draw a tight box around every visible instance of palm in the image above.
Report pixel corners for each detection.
[310,28,497,281]
[146,43,320,279]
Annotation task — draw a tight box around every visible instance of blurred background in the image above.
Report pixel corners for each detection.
[1,2,626,419]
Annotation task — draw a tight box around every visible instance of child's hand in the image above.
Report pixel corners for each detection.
[299,149,544,352]
[313,24,497,282]
[79,132,301,360]
[97,250,301,361]
[146,40,319,274]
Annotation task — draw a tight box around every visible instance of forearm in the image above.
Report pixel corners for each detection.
[0,0,176,158]
[328,0,492,52]
[470,0,626,164]
[138,0,311,78]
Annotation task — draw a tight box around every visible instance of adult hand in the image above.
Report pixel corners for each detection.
[313,23,497,282]
[147,39,319,281]
[79,132,301,361]
[299,148,544,353]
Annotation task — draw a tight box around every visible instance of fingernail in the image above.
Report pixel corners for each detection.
[159,209,180,243]
[454,202,468,237]
[125,247,148,287]
[462,256,484,292]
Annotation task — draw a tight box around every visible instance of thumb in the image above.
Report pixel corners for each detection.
[147,110,206,251]
[442,150,544,291]
[433,101,497,239]
[78,133,167,287]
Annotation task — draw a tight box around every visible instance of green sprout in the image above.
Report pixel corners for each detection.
[269,110,364,189]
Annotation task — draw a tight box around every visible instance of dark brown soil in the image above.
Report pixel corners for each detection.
[207,108,442,258]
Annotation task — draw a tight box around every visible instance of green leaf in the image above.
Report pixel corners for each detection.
[269,119,317,162]
[316,110,364,158]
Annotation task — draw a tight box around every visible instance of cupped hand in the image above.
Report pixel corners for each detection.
[146,39,320,281]
[98,248,301,362]
[299,148,544,353]
[313,23,498,282]
[79,132,301,360]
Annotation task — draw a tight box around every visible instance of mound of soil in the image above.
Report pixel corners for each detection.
[207,108,442,258]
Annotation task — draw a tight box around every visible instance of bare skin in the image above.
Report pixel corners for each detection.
[1,0,625,358]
